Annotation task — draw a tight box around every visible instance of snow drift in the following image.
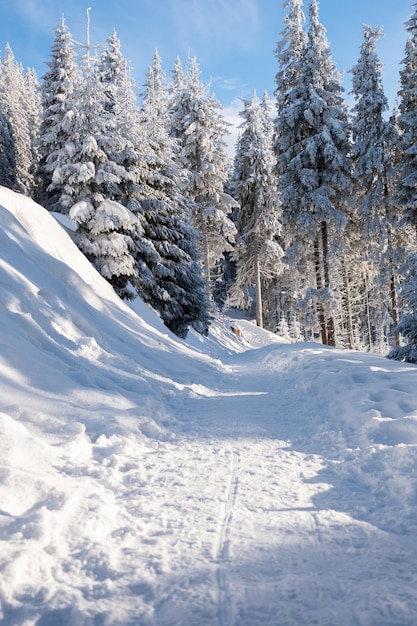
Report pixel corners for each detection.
[1,186,417,626]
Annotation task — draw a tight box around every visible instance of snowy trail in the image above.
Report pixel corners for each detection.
[153,344,417,626]
[2,341,417,625]
[2,337,417,625]
[2,190,417,625]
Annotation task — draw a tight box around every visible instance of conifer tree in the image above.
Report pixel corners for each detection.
[389,254,417,362]
[51,34,139,298]
[350,25,404,350]
[170,57,186,97]
[24,68,41,190]
[229,93,284,327]
[169,57,237,291]
[274,0,311,336]
[1,44,34,195]
[135,51,211,337]
[98,30,125,115]
[397,2,417,232]
[304,0,352,346]
[274,0,352,346]
[37,19,78,210]
[388,2,417,360]
[0,57,17,190]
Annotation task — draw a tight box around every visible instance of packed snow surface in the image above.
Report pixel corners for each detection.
[1,186,417,625]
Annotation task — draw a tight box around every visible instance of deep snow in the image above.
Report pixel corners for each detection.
[0,186,417,625]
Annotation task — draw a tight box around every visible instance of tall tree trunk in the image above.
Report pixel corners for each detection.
[314,234,327,345]
[203,234,213,304]
[390,266,399,347]
[386,227,399,347]
[364,272,372,350]
[321,221,336,346]
[341,258,354,350]
[255,257,263,328]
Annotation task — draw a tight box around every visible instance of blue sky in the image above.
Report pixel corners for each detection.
[0,0,413,115]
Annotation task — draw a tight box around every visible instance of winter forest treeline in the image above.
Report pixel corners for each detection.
[3,0,417,360]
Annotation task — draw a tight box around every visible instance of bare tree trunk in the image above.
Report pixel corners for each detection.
[314,234,327,345]
[203,234,213,305]
[341,258,354,350]
[390,267,399,347]
[364,272,372,350]
[386,227,399,347]
[321,221,336,346]
[255,257,263,328]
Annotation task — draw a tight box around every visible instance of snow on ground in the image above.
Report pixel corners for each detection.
[0,186,417,625]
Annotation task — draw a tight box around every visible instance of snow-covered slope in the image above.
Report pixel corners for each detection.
[1,187,417,626]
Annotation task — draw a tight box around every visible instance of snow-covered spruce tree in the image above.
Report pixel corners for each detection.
[51,42,139,299]
[387,4,417,359]
[273,0,312,337]
[229,92,284,328]
[397,2,417,234]
[37,19,78,211]
[0,59,17,190]
[170,57,186,99]
[350,25,405,351]
[98,29,126,116]
[97,37,209,335]
[304,0,353,347]
[389,254,417,362]
[23,68,41,192]
[97,31,143,209]
[132,50,210,337]
[97,43,162,305]
[169,57,237,294]
[274,0,352,346]
[1,44,35,195]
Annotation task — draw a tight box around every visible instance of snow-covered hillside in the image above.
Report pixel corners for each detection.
[1,186,417,626]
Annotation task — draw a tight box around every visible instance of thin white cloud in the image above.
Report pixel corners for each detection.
[8,0,57,34]
[215,77,247,91]
[169,0,261,53]
[222,97,244,159]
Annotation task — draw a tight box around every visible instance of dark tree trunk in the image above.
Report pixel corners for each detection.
[321,221,335,347]
[314,234,327,345]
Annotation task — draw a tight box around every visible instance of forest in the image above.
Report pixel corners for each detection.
[1,0,417,361]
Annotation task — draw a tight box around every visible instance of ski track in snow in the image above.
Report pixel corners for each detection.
[213,446,240,626]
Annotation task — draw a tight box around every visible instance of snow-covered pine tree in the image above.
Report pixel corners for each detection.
[170,57,186,97]
[51,31,139,299]
[98,29,126,115]
[274,0,312,337]
[303,0,352,347]
[23,68,41,192]
[169,57,237,293]
[397,2,417,233]
[1,44,35,195]
[229,92,284,328]
[0,55,17,190]
[274,0,352,346]
[350,25,405,351]
[389,253,417,362]
[387,3,417,360]
[134,50,211,337]
[37,19,78,211]
[95,37,161,305]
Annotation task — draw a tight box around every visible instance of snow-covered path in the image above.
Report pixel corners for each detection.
[4,336,417,626]
[1,188,417,625]
[153,344,417,626]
